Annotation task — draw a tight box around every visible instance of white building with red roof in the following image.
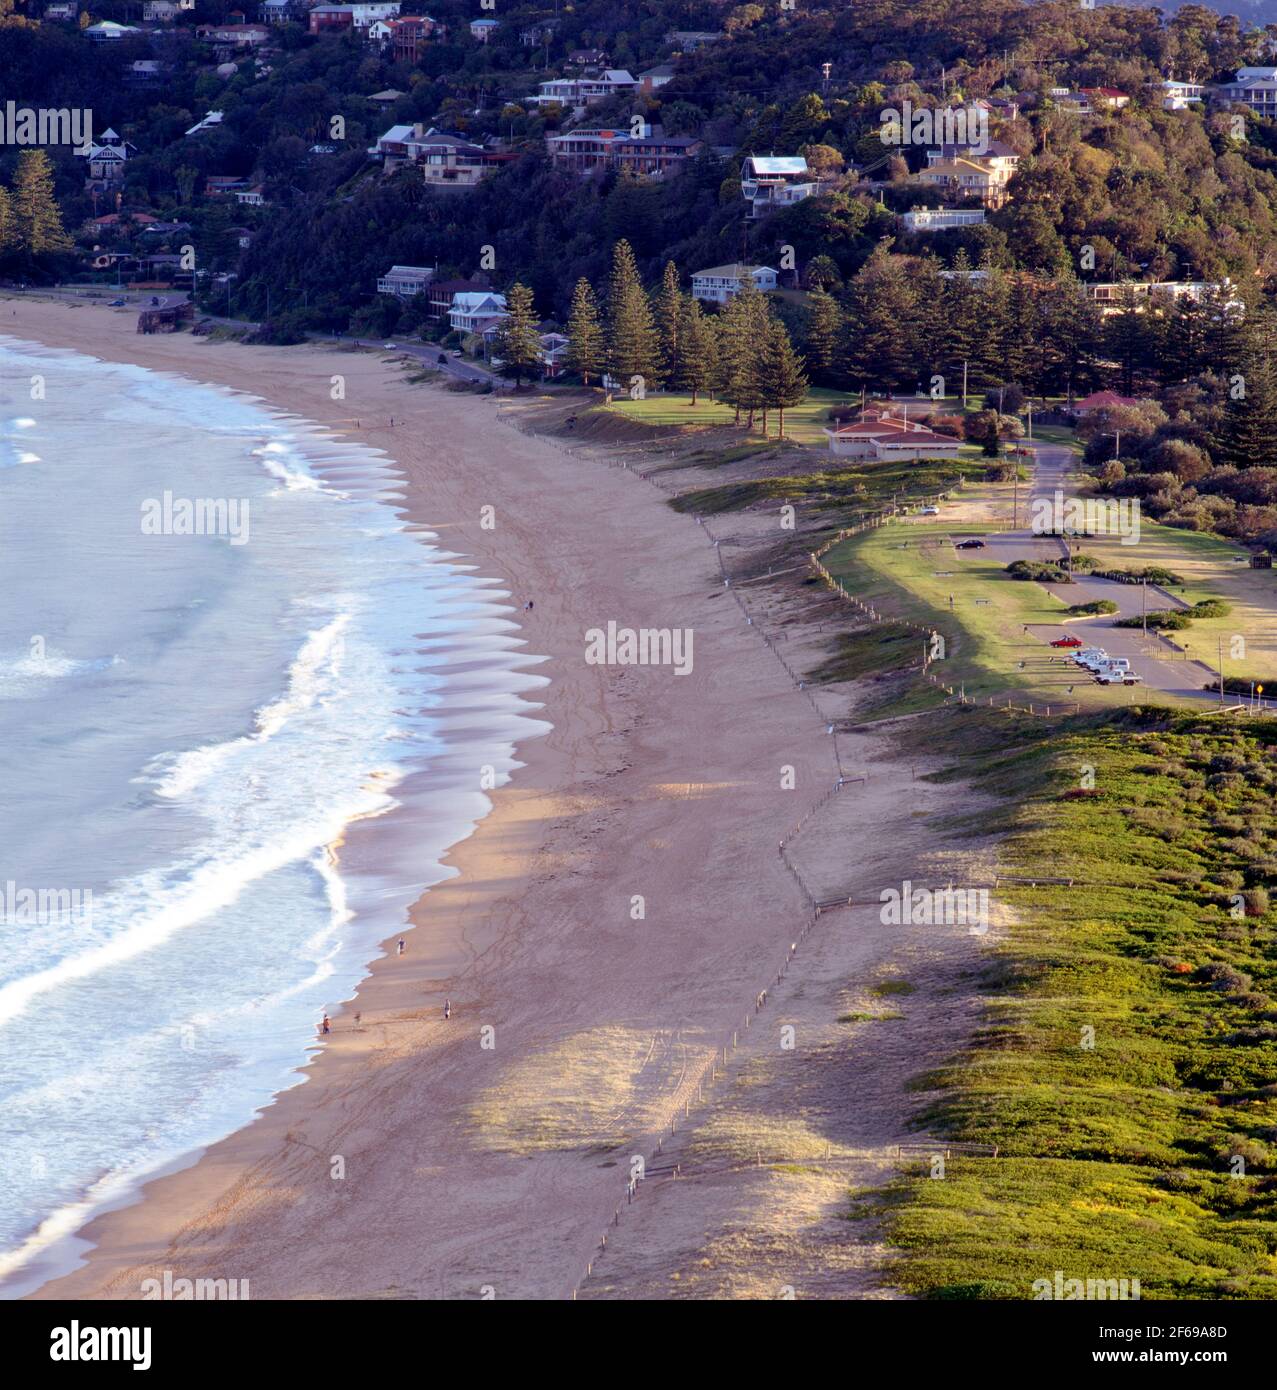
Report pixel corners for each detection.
[823,408,963,460]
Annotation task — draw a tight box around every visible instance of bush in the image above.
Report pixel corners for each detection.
[1114,610,1191,630]
[1006,559,1070,582]
[1190,599,1232,618]
[1066,599,1118,615]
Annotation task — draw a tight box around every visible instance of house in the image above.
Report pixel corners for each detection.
[205,175,250,196]
[902,207,986,232]
[1086,280,1237,315]
[638,64,676,94]
[197,23,270,45]
[1158,79,1204,110]
[537,331,570,377]
[927,140,1019,175]
[410,129,511,189]
[186,111,225,136]
[42,2,76,19]
[378,265,436,297]
[261,0,303,23]
[690,263,778,304]
[1219,68,1277,115]
[142,0,181,20]
[140,219,193,238]
[309,5,355,33]
[527,71,637,109]
[615,132,702,177]
[235,186,266,206]
[448,291,507,333]
[127,60,168,86]
[740,155,820,219]
[469,17,498,42]
[369,123,417,165]
[665,30,720,52]
[916,157,1010,208]
[228,226,254,249]
[85,20,141,39]
[546,126,700,176]
[85,210,155,236]
[1080,87,1130,109]
[1072,390,1143,415]
[369,88,406,105]
[381,15,433,60]
[425,277,489,319]
[77,129,138,186]
[823,408,963,461]
[569,48,608,67]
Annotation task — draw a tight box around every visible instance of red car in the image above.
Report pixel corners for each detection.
[1050,635,1084,648]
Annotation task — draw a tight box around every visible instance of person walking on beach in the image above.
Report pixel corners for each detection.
[444,999,451,1020]
[523,599,534,612]
[397,937,405,956]
[321,1014,331,1036]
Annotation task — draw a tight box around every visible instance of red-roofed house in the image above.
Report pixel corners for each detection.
[1080,87,1130,110]
[823,408,963,460]
[1072,390,1144,415]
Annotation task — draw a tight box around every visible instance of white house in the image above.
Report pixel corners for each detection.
[527,70,637,108]
[902,207,986,232]
[77,128,138,184]
[690,263,778,303]
[377,265,436,297]
[1219,68,1277,115]
[1158,79,1204,110]
[470,17,499,42]
[448,291,507,333]
[823,409,963,461]
[85,20,141,39]
[740,155,819,219]
[142,0,182,20]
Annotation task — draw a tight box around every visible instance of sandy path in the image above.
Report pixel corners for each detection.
[4,300,849,1300]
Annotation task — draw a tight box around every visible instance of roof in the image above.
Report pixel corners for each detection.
[376,124,416,144]
[932,139,1017,158]
[693,263,776,279]
[1074,390,1143,410]
[451,291,507,310]
[601,70,636,83]
[745,156,808,175]
[370,89,405,101]
[382,264,434,276]
[826,410,960,446]
[1081,87,1128,99]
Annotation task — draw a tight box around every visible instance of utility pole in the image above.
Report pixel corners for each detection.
[1026,401,1033,439]
[1141,577,1147,635]
[1013,465,1019,530]
[962,358,968,409]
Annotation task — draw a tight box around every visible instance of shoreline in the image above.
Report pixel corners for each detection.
[5,296,839,1300]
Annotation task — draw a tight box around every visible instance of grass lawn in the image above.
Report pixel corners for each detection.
[1076,522,1277,682]
[823,520,1134,709]
[1027,423,1084,456]
[606,388,984,458]
[876,707,1277,1299]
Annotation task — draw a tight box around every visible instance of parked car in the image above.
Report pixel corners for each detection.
[108,298,126,307]
[1050,636,1083,648]
[956,538,986,550]
[1096,669,1143,686]
[919,505,940,516]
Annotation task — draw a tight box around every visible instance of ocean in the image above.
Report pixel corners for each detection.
[0,337,546,1294]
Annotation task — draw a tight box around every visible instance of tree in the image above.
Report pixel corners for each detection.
[803,286,841,383]
[12,150,71,256]
[674,295,716,404]
[718,279,769,427]
[604,238,661,392]
[654,260,683,386]
[493,283,543,386]
[1213,309,1277,471]
[839,245,920,392]
[0,186,14,257]
[759,318,808,438]
[565,277,603,386]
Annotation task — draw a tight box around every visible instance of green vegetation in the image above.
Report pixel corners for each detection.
[1006,559,1071,583]
[878,706,1277,1299]
[1067,600,1119,615]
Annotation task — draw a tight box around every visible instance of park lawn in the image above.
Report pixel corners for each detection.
[606,387,847,445]
[824,520,1131,709]
[875,707,1277,1299]
[1027,423,1084,456]
[1077,521,1277,683]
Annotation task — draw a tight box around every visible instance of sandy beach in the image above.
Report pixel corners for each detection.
[5,297,873,1299]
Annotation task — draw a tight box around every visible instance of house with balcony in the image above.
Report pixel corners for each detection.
[527,70,637,110]
[740,155,820,219]
[547,125,700,176]
[1086,279,1238,315]
[197,23,270,46]
[85,20,141,39]
[409,129,510,189]
[1218,68,1277,115]
[690,263,778,304]
[378,265,436,298]
[916,148,1014,208]
[142,0,182,20]
[469,17,499,42]
[77,129,138,188]
[448,291,508,334]
[901,207,986,232]
[42,1,77,19]
[379,15,434,60]
[1157,79,1204,110]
